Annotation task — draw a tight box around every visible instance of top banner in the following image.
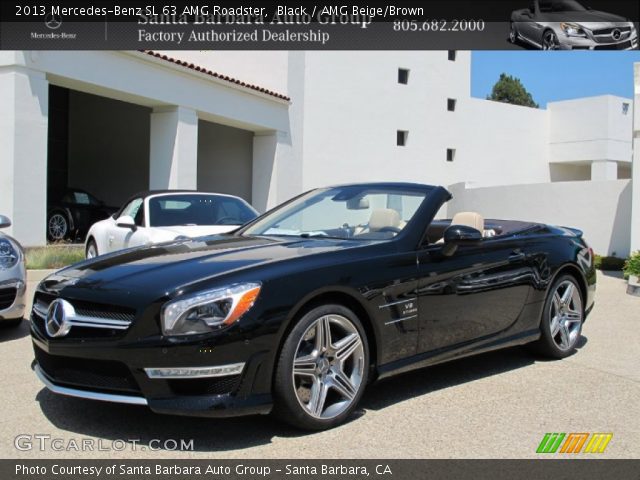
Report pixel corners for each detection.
[1,0,639,49]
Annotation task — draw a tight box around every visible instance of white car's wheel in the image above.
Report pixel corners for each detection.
[86,239,98,259]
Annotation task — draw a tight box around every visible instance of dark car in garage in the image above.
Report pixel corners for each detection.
[47,188,117,242]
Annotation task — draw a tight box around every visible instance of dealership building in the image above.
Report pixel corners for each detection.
[0,50,637,256]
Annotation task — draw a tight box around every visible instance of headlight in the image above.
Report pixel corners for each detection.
[0,238,19,270]
[161,283,261,336]
[560,22,586,37]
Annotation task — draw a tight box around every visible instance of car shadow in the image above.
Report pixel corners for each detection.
[34,343,567,452]
[0,318,30,342]
[361,346,537,411]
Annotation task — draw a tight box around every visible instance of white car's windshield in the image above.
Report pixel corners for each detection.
[243,185,429,240]
[148,194,257,227]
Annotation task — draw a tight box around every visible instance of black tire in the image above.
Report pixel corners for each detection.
[542,29,559,50]
[0,318,23,329]
[530,274,584,359]
[86,239,98,259]
[509,22,518,43]
[47,211,70,241]
[273,304,369,430]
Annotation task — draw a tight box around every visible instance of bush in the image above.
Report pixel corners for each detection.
[623,251,640,279]
[26,245,85,270]
[593,254,626,271]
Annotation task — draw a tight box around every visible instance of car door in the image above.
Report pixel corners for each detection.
[107,197,146,253]
[515,3,542,44]
[416,236,532,354]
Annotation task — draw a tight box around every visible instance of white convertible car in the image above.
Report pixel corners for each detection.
[85,191,258,258]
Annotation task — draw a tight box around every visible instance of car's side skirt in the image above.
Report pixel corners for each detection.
[375,329,541,381]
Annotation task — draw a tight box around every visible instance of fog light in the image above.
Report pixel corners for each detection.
[144,363,245,379]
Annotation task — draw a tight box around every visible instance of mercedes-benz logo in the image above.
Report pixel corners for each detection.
[44,13,62,30]
[612,29,621,40]
[46,298,73,338]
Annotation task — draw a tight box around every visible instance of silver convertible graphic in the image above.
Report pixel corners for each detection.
[510,0,638,50]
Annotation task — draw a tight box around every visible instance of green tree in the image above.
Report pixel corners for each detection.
[487,73,539,108]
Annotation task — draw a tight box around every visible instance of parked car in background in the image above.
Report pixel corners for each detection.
[0,215,26,328]
[47,188,117,242]
[510,0,638,50]
[84,191,258,258]
[32,183,595,430]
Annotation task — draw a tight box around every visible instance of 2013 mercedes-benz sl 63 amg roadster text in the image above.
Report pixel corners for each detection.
[30,183,596,430]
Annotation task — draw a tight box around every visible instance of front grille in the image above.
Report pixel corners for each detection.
[168,375,241,396]
[34,345,140,394]
[0,287,17,310]
[592,26,631,36]
[594,40,632,50]
[33,292,135,339]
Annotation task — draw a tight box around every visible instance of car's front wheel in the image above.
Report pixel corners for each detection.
[532,274,584,358]
[542,30,559,50]
[85,239,98,259]
[274,304,369,430]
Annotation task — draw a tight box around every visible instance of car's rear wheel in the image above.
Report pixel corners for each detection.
[532,274,584,358]
[509,22,519,43]
[86,239,98,259]
[274,304,369,430]
[47,212,69,241]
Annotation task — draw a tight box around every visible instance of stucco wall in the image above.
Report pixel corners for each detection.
[447,180,632,257]
[197,121,254,203]
[67,90,150,207]
[631,63,640,253]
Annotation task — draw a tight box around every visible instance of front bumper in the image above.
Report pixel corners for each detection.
[0,278,27,321]
[558,32,638,50]
[31,318,275,418]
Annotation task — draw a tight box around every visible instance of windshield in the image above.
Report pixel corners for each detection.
[148,194,257,227]
[243,185,429,240]
[538,0,587,12]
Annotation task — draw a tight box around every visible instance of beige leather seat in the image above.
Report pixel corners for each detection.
[369,208,402,231]
[451,211,484,232]
[355,208,403,235]
[436,211,492,243]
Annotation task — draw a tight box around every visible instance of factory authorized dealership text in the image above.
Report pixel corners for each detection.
[138,28,331,45]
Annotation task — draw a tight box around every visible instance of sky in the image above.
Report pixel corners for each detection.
[471,51,640,108]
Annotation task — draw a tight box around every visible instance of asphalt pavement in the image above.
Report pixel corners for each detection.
[1,271,637,459]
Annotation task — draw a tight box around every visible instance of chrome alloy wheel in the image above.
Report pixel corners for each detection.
[542,30,559,50]
[549,280,582,350]
[292,314,365,419]
[48,213,68,240]
[509,23,518,43]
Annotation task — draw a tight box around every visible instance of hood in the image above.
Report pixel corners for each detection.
[545,10,627,23]
[153,225,238,237]
[42,235,370,298]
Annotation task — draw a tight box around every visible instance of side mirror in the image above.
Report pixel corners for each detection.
[441,225,482,256]
[116,215,137,231]
[0,215,11,229]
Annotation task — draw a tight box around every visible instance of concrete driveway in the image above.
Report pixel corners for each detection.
[1,271,637,459]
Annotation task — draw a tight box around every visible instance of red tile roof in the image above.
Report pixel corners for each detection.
[141,50,290,101]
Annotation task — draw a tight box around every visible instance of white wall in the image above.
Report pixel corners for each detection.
[197,121,254,203]
[448,180,632,257]
[631,63,640,253]
[68,91,150,206]
[549,95,633,165]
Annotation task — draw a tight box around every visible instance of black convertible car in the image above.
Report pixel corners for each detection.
[31,183,595,430]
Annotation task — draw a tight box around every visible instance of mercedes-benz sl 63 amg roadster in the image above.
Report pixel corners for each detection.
[30,183,596,430]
